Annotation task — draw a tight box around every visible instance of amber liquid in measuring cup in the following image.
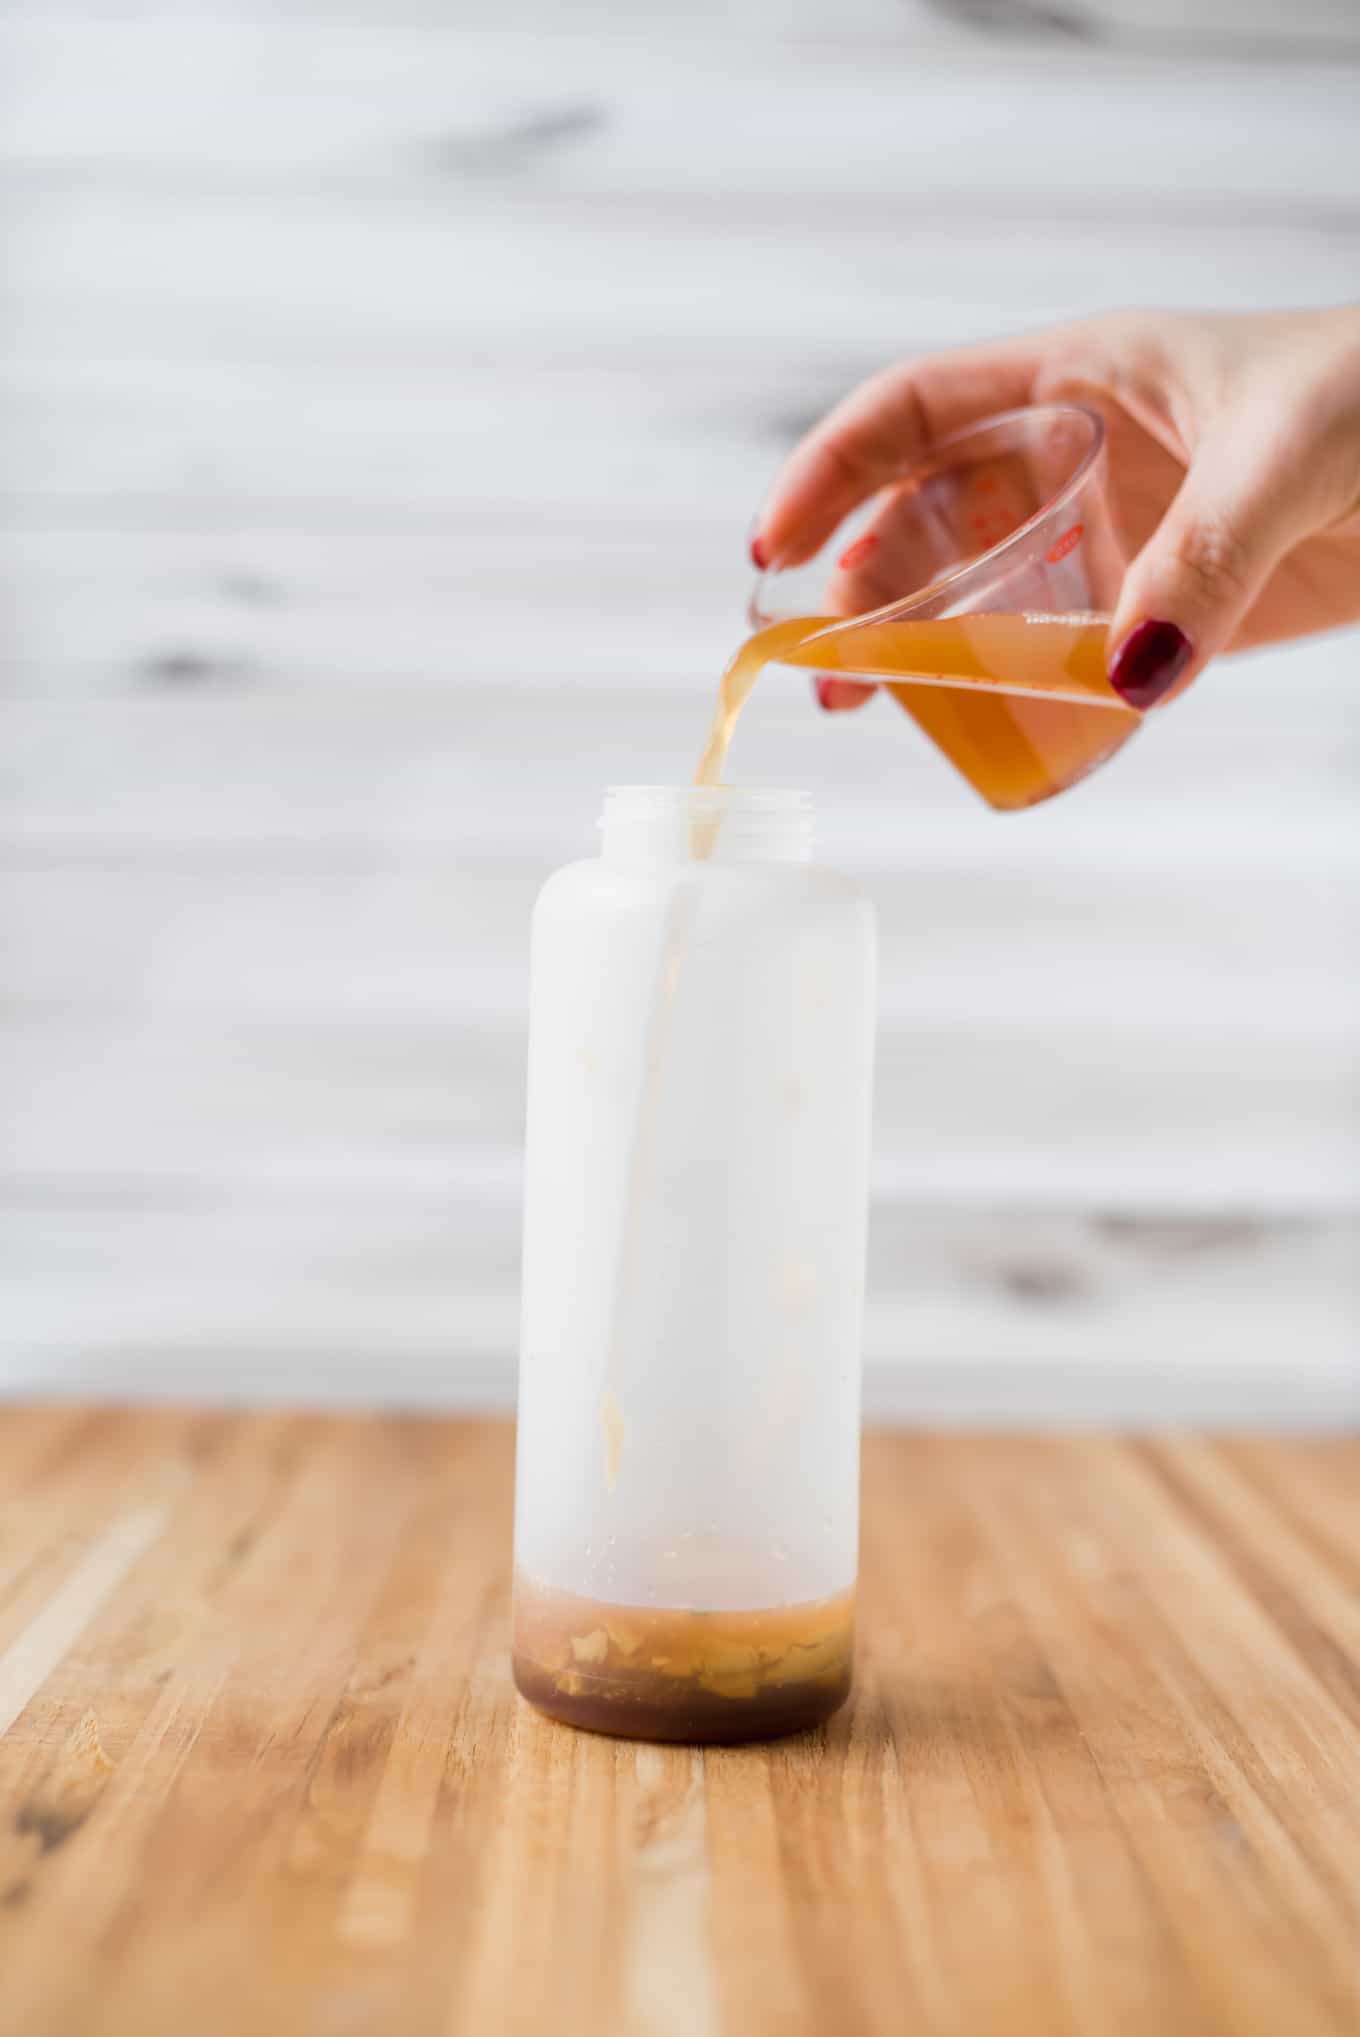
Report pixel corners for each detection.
[698,611,1137,808]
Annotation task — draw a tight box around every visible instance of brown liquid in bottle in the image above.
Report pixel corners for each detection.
[512,1578,855,1743]
[698,611,1138,808]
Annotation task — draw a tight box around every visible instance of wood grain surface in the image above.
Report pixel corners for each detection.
[1,1404,1357,2037]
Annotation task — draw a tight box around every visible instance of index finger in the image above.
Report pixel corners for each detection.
[754,338,1043,570]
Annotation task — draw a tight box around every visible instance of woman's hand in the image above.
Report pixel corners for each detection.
[750,307,1360,711]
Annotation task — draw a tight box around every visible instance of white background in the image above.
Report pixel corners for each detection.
[3,0,1358,1422]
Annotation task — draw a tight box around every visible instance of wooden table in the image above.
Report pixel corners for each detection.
[1,1408,1357,2037]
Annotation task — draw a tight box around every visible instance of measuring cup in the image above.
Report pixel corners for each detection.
[751,403,1139,810]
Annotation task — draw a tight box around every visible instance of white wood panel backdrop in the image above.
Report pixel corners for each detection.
[2,1,1358,1422]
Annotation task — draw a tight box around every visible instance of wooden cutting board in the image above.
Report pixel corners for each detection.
[0,1407,1356,2037]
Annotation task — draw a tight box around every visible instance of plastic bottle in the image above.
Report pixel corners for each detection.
[512,785,876,1742]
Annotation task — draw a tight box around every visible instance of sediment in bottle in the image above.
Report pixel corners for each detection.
[512,1576,855,1743]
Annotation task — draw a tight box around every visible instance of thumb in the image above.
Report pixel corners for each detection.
[1107,440,1307,710]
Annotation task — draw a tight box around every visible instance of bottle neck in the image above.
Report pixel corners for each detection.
[599,786,814,867]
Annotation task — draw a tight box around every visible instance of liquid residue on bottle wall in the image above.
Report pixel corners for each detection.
[600,1388,625,1491]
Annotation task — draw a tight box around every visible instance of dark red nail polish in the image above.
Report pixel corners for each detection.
[814,675,835,711]
[750,532,770,571]
[1108,619,1193,710]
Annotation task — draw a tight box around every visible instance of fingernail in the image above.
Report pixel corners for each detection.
[837,533,879,572]
[814,676,875,712]
[1108,619,1193,709]
[750,531,770,571]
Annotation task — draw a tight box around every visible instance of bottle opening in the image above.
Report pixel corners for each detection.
[599,786,814,864]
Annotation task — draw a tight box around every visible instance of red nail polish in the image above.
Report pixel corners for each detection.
[1046,521,1084,565]
[836,533,879,572]
[750,533,770,571]
[814,676,876,713]
[1108,619,1192,710]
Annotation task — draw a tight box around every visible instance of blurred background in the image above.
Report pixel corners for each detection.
[2,1,1357,1424]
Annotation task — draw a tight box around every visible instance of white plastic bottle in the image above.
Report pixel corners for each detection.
[512,786,876,1742]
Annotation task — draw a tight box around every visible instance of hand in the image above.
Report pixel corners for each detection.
[749,307,1360,711]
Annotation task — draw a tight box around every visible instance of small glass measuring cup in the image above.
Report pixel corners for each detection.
[750,403,1139,810]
